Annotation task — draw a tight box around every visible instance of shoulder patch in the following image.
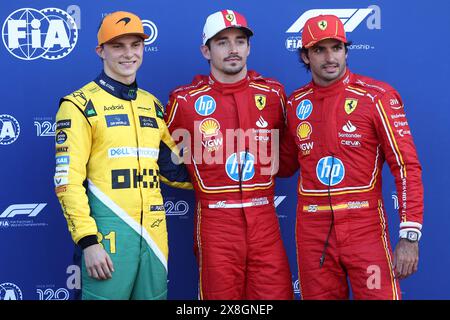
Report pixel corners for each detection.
[84,100,97,117]
[154,100,164,119]
[72,90,88,107]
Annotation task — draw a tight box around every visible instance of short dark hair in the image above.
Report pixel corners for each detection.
[299,41,351,71]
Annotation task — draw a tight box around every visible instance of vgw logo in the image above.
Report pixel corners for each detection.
[2,7,78,60]
[285,6,381,51]
[0,114,20,145]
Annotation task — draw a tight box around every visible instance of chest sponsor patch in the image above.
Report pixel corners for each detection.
[344,98,358,114]
[139,116,158,128]
[297,121,312,140]
[195,95,216,116]
[316,156,345,186]
[105,114,130,127]
[296,99,313,120]
[255,94,266,110]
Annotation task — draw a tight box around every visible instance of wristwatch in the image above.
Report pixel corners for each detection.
[405,230,419,242]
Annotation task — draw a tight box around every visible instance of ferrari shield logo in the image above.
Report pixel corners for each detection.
[344,99,358,114]
[318,20,328,30]
[255,94,266,110]
[226,14,235,22]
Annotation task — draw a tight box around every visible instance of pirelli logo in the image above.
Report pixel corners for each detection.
[111,169,159,189]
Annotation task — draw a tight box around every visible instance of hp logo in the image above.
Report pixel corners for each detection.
[194,95,216,116]
[316,156,345,186]
[296,99,313,120]
[226,152,255,182]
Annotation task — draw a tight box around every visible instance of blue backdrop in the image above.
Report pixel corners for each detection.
[0,0,448,300]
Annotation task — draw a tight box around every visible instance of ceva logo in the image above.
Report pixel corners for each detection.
[2,7,78,60]
[0,203,47,218]
[285,6,381,51]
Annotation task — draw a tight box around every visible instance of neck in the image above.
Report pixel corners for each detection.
[210,66,247,84]
[103,67,136,85]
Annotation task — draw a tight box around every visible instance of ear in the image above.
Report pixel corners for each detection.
[95,45,104,59]
[200,45,211,60]
[301,49,310,65]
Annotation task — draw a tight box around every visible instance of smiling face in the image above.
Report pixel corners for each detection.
[96,34,144,84]
[200,28,250,83]
[301,38,347,87]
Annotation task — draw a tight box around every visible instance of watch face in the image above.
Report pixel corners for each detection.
[407,231,419,241]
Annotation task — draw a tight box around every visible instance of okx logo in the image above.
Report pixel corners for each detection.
[2,7,78,60]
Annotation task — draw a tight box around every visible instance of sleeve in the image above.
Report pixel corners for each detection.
[373,90,424,239]
[277,96,300,177]
[154,98,192,189]
[54,99,98,248]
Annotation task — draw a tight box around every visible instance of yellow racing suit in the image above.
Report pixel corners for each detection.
[54,71,191,299]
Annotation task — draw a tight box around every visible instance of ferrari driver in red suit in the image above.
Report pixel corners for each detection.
[280,14,424,299]
[164,9,293,299]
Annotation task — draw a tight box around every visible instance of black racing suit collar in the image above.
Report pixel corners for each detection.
[94,71,138,101]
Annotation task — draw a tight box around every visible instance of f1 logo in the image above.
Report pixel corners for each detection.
[0,203,47,218]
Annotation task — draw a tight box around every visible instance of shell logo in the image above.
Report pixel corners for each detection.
[199,118,220,138]
[297,121,312,140]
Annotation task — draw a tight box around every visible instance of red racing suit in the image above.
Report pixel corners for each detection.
[283,69,423,299]
[165,71,293,299]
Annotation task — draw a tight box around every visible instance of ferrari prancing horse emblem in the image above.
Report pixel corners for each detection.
[318,20,328,30]
[344,98,358,114]
[255,94,266,110]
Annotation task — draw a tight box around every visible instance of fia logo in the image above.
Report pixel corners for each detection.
[0,283,23,300]
[2,7,78,60]
[0,114,20,145]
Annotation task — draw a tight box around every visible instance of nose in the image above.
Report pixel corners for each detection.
[324,49,336,63]
[229,42,238,54]
[123,45,134,58]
